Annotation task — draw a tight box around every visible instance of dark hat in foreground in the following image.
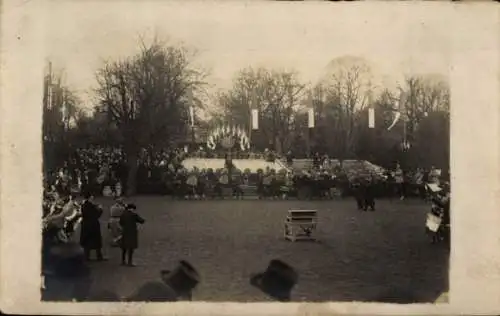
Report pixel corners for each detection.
[250,259,298,302]
[160,260,200,299]
[126,203,137,210]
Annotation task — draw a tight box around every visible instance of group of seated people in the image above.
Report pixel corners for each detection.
[44,143,450,201]
[161,165,350,200]
[42,190,83,245]
[44,145,284,197]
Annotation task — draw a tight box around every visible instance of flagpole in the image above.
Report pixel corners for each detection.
[248,108,252,150]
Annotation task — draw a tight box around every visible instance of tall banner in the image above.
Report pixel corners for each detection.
[187,89,195,127]
[368,108,375,128]
[61,89,67,125]
[251,109,259,130]
[308,108,315,128]
[47,84,53,110]
[189,106,195,127]
[307,91,314,128]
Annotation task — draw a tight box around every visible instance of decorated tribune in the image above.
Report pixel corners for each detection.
[207,125,251,151]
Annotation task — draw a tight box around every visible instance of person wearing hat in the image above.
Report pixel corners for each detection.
[126,261,200,301]
[79,192,106,261]
[250,259,298,302]
[119,203,145,266]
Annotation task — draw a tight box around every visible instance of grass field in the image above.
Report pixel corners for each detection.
[43,197,449,302]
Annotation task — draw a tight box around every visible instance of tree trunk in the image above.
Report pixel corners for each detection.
[275,135,282,155]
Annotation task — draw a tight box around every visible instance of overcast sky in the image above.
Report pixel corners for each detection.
[45,1,452,110]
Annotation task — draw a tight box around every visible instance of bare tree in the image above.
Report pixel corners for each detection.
[216,67,305,153]
[316,57,373,157]
[94,39,206,195]
[400,74,450,140]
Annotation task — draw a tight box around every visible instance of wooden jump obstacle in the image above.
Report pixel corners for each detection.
[284,210,318,242]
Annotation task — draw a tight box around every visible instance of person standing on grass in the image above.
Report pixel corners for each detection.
[119,204,145,266]
[394,163,405,200]
[80,192,107,261]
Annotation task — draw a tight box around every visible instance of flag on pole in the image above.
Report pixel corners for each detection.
[47,84,53,109]
[387,112,401,131]
[368,108,375,128]
[189,106,195,127]
[308,108,315,128]
[307,91,314,128]
[251,89,259,130]
[387,91,404,131]
[61,89,68,125]
[187,89,195,127]
[251,109,259,130]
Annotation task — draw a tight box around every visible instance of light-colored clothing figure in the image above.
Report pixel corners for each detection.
[429,167,441,185]
[414,169,424,185]
[394,167,404,184]
[109,201,125,246]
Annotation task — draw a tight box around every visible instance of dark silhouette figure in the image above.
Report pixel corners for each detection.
[119,203,145,266]
[79,193,105,261]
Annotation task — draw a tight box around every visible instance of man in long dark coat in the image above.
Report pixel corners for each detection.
[119,204,145,266]
[80,192,106,261]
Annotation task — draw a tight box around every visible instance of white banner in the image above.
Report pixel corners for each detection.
[308,108,315,128]
[61,89,68,123]
[189,106,195,127]
[368,108,375,128]
[47,85,53,109]
[251,109,259,130]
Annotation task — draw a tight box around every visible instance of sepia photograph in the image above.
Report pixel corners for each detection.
[38,2,454,304]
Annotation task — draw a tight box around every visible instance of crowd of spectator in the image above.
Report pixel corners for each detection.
[42,144,449,201]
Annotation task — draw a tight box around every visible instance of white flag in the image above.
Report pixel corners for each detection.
[308,108,315,128]
[388,91,404,131]
[189,106,195,127]
[387,112,401,131]
[47,85,53,109]
[251,109,259,130]
[61,89,68,123]
[368,108,375,128]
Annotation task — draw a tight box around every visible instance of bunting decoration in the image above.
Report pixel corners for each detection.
[206,125,251,151]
